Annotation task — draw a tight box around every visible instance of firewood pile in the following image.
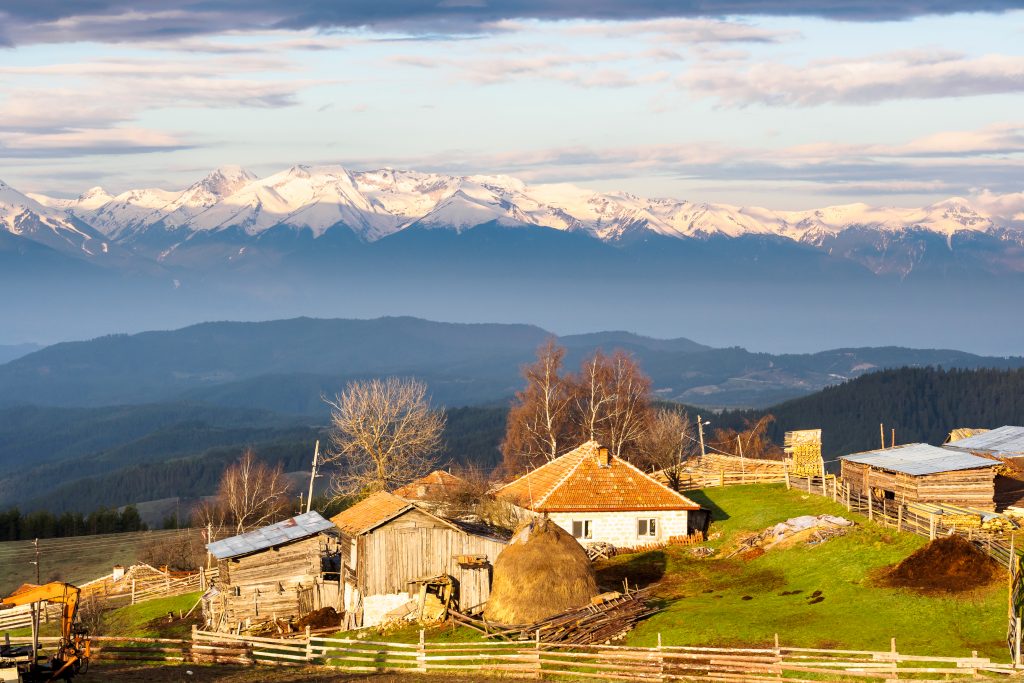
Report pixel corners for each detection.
[449,587,654,645]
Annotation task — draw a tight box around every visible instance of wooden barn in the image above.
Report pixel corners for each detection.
[331,491,508,628]
[943,425,1024,507]
[204,512,342,632]
[840,443,998,510]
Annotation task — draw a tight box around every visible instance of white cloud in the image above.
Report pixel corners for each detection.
[679,50,1024,106]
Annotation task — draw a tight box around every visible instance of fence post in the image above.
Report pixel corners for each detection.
[774,633,782,678]
[867,493,873,522]
[890,637,898,679]
[929,514,936,540]
[657,633,665,681]
[305,625,312,662]
[784,463,790,490]
[534,629,541,679]
[417,628,426,673]
[897,504,903,532]
[131,579,136,605]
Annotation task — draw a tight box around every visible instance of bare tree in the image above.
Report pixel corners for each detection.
[637,408,697,491]
[195,450,293,536]
[708,414,784,460]
[501,340,573,474]
[325,377,446,496]
[570,350,652,459]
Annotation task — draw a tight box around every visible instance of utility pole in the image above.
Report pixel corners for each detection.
[32,538,40,585]
[697,415,706,457]
[305,440,320,514]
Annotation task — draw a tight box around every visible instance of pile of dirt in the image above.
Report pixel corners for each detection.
[295,606,342,630]
[879,535,1000,593]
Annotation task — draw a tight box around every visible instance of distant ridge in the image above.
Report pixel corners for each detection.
[1,316,1021,411]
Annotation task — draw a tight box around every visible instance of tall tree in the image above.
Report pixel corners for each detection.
[195,449,293,536]
[325,377,445,496]
[501,340,573,474]
[570,349,652,458]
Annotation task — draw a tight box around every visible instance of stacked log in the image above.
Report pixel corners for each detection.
[451,588,654,645]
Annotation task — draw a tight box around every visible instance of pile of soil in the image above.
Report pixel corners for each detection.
[295,606,341,630]
[879,535,1000,593]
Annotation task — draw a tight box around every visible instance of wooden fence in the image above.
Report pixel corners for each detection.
[3,635,190,663]
[786,473,1019,572]
[190,628,1017,679]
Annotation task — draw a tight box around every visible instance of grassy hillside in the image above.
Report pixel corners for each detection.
[0,529,203,595]
[607,485,1006,658]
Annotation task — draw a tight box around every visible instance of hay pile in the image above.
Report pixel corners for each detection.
[485,516,598,625]
[879,535,1000,593]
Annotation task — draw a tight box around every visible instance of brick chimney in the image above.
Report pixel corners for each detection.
[597,446,611,467]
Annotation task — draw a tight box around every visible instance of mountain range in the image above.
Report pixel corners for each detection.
[5,165,1023,278]
[2,316,1022,411]
[4,166,1024,353]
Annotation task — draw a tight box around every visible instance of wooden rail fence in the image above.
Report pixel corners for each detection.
[787,473,1019,571]
[189,628,1017,679]
[3,636,190,663]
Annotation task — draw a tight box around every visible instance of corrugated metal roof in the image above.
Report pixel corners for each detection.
[943,425,1024,457]
[840,443,997,476]
[207,511,336,560]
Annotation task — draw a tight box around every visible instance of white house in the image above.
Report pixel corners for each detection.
[495,441,701,549]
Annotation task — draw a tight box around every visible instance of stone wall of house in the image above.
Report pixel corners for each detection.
[548,509,690,549]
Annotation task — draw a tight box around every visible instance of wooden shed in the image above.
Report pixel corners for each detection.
[840,443,998,510]
[943,425,1024,508]
[204,512,342,631]
[331,491,508,628]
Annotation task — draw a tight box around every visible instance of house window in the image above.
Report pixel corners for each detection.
[571,520,592,540]
[638,518,657,538]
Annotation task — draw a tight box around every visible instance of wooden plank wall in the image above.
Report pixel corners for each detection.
[357,509,506,610]
[210,533,340,627]
[841,460,996,510]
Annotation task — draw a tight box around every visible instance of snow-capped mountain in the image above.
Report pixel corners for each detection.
[1,179,111,259]
[15,165,1024,276]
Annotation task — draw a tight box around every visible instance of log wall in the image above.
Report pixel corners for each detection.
[840,461,996,510]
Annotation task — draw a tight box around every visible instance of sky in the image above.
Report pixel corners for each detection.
[1,1,1023,210]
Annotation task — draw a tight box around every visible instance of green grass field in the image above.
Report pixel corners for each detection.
[0,529,203,596]
[605,484,1007,659]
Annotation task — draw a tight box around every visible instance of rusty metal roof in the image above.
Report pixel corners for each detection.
[841,443,997,476]
[943,425,1024,457]
[207,511,336,560]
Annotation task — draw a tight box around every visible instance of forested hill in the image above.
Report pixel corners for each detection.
[719,367,1024,458]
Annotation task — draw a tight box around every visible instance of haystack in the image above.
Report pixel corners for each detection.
[484,516,598,625]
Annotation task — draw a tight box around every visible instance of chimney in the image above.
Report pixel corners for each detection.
[112,565,125,581]
[597,446,611,467]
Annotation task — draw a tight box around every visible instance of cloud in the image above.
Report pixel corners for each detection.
[0,54,322,159]
[332,121,1024,198]
[2,1,1023,45]
[0,127,191,158]
[390,50,668,87]
[679,50,1024,106]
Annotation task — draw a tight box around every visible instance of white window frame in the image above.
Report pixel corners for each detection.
[637,517,658,538]
[572,519,593,540]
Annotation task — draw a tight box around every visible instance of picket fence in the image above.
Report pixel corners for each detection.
[188,628,1016,680]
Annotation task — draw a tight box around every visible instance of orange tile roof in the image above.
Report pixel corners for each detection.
[392,470,466,501]
[496,441,700,512]
[330,491,412,536]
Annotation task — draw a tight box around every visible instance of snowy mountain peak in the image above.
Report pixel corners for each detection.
[195,166,255,196]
